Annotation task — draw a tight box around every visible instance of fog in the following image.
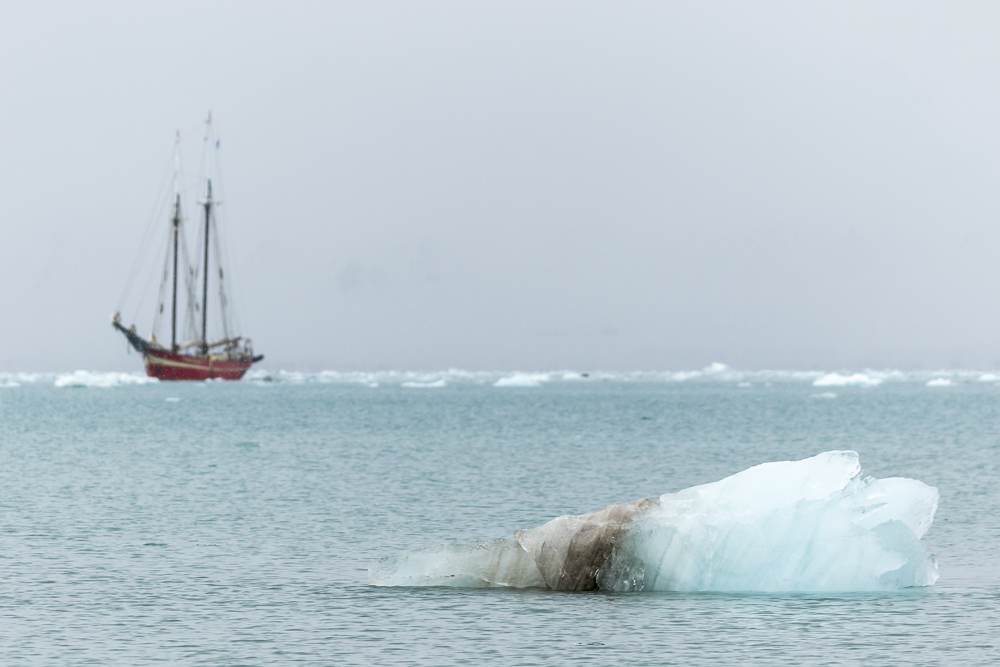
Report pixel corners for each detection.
[2,2,1000,372]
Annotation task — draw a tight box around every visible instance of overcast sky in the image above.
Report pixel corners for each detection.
[2,1,1000,372]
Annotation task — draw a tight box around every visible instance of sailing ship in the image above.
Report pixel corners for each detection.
[112,112,263,380]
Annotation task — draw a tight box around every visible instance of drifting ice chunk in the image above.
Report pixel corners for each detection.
[401,379,446,388]
[812,373,882,387]
[602,451,938,592]
[926,378,953,387]
[54,371,158,388]
[368,451,939,592]
[493,373,549,388]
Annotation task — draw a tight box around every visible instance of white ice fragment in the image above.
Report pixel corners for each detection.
[926,378,953,387]
[401,379,446,388]
[977,373,1000,382]
[813,373,882,387]
[810,392,837,399]
[493,373,549,388]
[54,371,158,388]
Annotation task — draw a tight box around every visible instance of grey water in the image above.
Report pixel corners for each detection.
[0,379,997,664]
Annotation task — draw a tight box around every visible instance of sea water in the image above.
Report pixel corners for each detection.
[0,371,997,664]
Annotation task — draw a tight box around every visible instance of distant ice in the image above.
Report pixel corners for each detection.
[54,371,158,388]
[926,378,953,387]
[813,373,883,388]
[401,379,446,388]
[165,397,181,402]
[493,373,549,388]
[0,372,48,387]
[810,392,837,399]
[369,451,938,593]
[15,366,1000,389]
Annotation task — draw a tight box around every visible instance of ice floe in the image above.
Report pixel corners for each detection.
[0,372,48,387]
[54,371,158,388]
[812,373,883,388]
[926,378,953,387]
[401,379,447,388]
[369,451,938,592]
[493,373,549,388]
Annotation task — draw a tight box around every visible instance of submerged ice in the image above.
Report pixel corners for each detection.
[368,451,939,592]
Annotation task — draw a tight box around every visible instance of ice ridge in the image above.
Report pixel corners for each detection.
[368,451,939,592]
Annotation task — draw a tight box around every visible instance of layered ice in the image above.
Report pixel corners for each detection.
[369,451,938,592]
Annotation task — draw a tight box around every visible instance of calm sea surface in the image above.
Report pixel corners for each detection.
[0,378,997,664]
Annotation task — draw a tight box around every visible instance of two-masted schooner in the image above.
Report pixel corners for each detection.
[112,112,262,380]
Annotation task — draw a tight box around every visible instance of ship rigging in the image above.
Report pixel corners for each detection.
[112,112,262,380]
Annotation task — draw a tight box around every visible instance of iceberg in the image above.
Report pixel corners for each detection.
[368,451,938,592]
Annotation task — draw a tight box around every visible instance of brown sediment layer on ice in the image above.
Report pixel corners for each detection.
[366,498,657,590]
[514,498,657,591]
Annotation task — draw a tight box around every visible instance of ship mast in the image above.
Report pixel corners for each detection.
[170,129,182,353]
[199,111,213,356]
[201,178,212,355]
[170,194,180,352]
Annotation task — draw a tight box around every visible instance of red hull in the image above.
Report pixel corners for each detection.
[143,348,252,381]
